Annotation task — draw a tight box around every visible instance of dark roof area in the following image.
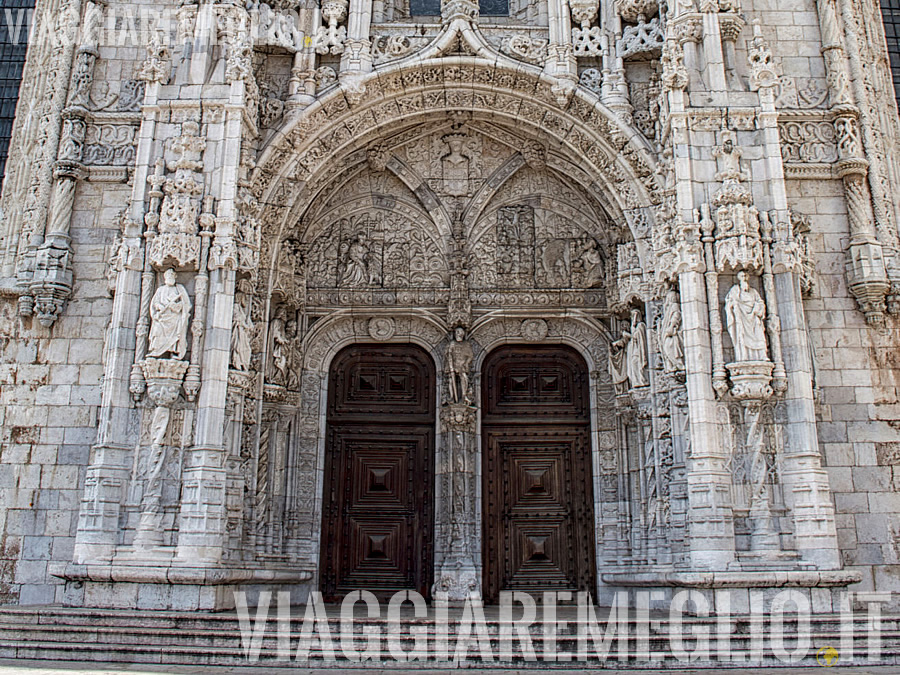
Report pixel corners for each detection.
[0,0,34,199]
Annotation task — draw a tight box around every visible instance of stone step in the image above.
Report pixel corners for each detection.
[4,606,897,668]
[2,605,894,631]
[5,638,898,668]
[5,620,897,644]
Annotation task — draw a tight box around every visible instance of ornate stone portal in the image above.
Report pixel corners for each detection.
[1,0,886,613]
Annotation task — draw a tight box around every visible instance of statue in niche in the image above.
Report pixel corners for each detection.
[713,131,746,183]
[269,306,292,384]
[147,268,191,360]
[660,288,685,373]
[338,233,371,286]
[441,133,470,197]
[626,308,649,388]
[231,289,253,372]
[446,326,474,405]
[608,308,648,391]
[608,338,629,395]
[724,270,768,361]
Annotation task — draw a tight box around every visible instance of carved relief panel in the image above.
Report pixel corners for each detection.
[468,167,611,290]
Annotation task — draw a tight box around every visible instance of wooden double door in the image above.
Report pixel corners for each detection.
[482,345,597,603]
[320,343,596,603]
[320,344,435,601]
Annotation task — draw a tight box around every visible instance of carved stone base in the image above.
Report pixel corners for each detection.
[140,357,189,406]
[432,561,481,606]
[49,562,313,610]
[131,512,166,551]
[726,360,774,400]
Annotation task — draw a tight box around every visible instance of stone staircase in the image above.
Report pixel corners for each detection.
[2,605,900,668]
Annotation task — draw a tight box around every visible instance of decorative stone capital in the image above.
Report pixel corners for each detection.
[672,220,705,275]
[615,0,658,23]
[847,240,889,325]
[30,236,75,327]
[137,32,171,84]
[570,0,600,27]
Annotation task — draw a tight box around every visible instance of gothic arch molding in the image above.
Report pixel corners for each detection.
[251,59,662,300]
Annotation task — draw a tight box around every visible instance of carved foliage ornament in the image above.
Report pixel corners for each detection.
[501,35,549,64]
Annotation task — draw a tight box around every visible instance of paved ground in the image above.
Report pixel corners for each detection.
[4,662,900,674]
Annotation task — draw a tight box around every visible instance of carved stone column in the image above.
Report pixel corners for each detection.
[813,0,889,323]
[750,30,842,568]
[73,38,170,565]
[433,403,480,604]
[28,0,104,326]
[674,224,736,568]
[16,0,85,319]
[661,44,737,569]
[173,4,255,563]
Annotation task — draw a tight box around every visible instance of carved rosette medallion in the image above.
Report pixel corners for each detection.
[367,317,396,341]
[520,318,549,341]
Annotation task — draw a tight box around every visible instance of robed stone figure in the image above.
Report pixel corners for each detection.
[147,268,191,360]
[626,308,648,387]
[724,270,768,361]
[661,289,685,373]
[608,308,649,392]
[446,326,474,405]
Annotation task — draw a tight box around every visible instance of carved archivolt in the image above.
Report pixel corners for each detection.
[470,314,614,375]
[301,312,449,374]
[250,61,660,277]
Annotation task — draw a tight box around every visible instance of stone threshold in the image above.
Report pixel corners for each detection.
[48,563,313,586]
[601,570,863,588]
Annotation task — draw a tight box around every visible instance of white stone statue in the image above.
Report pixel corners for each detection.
[608,338,629,395]
[625,308,649,388]
[724,270,768,361]
[661,289,685,373]
[446,326,474,405]
[231,293,253,372]
[147,268,191,360]
[269,306,290,383]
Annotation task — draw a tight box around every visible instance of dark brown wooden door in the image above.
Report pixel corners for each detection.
[320,344,435,601]
[482,345,596,603]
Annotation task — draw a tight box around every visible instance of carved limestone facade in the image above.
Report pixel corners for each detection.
[0,0,899,614]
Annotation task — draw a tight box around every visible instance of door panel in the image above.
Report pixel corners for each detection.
[320,345,435,601]
[482,346,596,603]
